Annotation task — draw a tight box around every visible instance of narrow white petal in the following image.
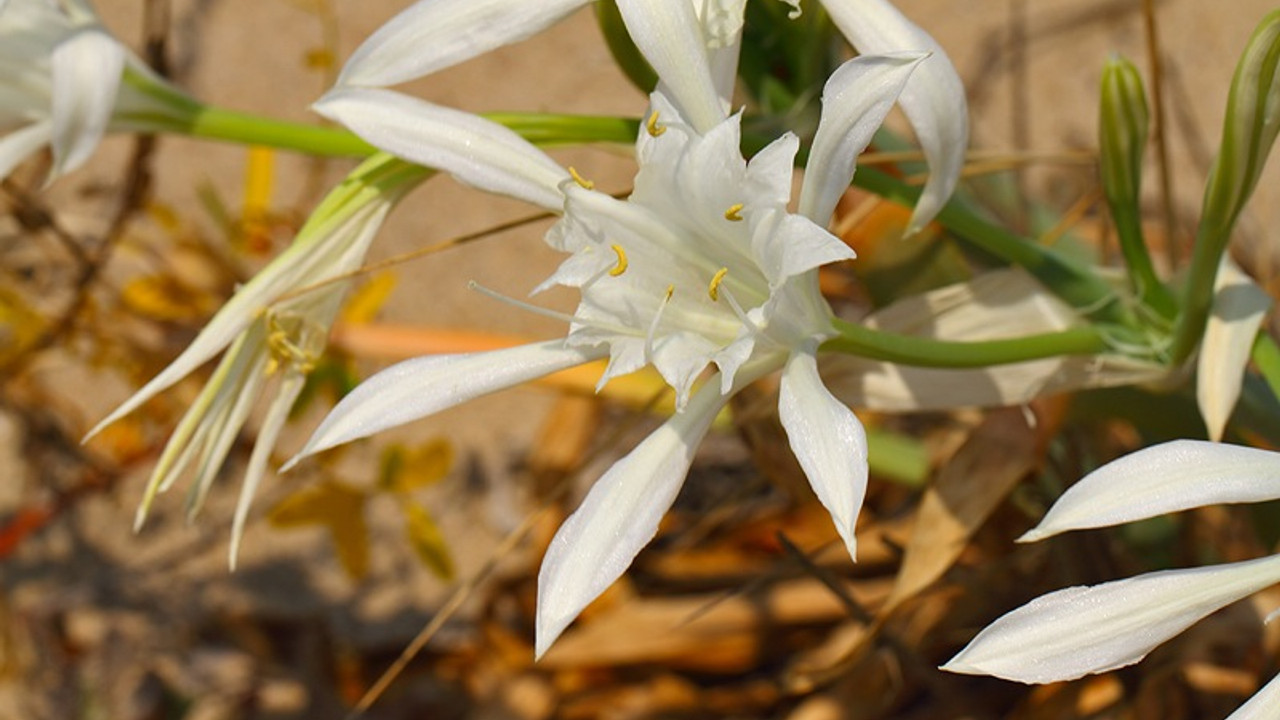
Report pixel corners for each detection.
[85,200,392,442]
[1023,440,1280,542]
[822,0,969,234]
[536,377,729,657]
[229,370,307,569]
[942,554,1280,683]
[778,345,867,560]
[799,52,924,226]
[336,0,587,88]
[0,120,52,179]
[314,87,568,210]
[49,26,123,179]
[1225,672,1280,720]
[287,340,602,468]
[616,0,725,133]
[1197,258,1271,441]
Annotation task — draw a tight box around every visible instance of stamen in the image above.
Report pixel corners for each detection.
[644,285,675,360]
[707,267,729,301]
[609,243,629,276]
[468,281,635,336]
[568,166,595,190]
[265,312,320,374]
[719,285,761,335]
[724,203,744,222]
[646,109,666,137]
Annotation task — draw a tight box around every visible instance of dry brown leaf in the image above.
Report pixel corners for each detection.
[540,577,893,672]
[882,408,1043,614]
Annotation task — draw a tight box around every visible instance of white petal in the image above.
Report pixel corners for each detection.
[1022,440,1280,542]
[287,340,602,468]
[1198,258,1271,441]
[536,376,729,657]
[822,0,969,234]
[49,26,123,179]
[314,87,568,211]
[0,120,52,179]
[617,0,725,133]
[779,344,868,560]
[1226,672,1280,720]
[799,52,924,226]
[335,0,587,88]
[942,554,1280,683]
[744,131,799,207]
[751,209,855,286]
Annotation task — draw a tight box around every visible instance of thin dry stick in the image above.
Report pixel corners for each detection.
[276,208,557,304]
[1008,0,1031,233]
[1038,186,1105,248]
[1142,0,1179,268]
[346,386,672,718]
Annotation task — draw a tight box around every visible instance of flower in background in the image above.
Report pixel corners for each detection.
[329,0,968,235]
[85,155,429,567]
[291,0,966,656]
[0,0,198,182]
[943,440,1280,720]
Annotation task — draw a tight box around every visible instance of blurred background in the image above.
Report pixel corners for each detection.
[2,1,1278,717]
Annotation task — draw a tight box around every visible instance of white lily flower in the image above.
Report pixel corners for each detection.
[944,439,1280,716]
[0,0,193,181]
[85,155,428,567]
[299,0,947,652]
[327,0,967,229]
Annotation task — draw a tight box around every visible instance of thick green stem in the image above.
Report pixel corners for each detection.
[851,168,1136,329]
[823,317,1110,368]
[181,106,378,156]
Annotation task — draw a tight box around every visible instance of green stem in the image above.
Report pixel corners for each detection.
[1111,203,1177,318]
[852,167,1136,329]
[1168,220,1232,364]
[181,105,378,157]
[823,317,1110,368]
[165,104,638,157]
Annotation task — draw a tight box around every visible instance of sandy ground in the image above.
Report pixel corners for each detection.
[3,0,1279,717]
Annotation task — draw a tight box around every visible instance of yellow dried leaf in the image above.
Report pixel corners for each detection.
[268,480,370,579]
[119,275,208,323]
[402,503,454,580]
[341,272,397,325]
[380,438,454,494]
[0,289,45,362]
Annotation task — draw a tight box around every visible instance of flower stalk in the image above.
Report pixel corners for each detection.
[1170,10,1280,364]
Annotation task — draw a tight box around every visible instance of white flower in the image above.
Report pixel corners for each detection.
[291,0,966,657]
[943,440,1280,719]
[328,0,968,233]
[84,155,428,567]
[0,0,192,181]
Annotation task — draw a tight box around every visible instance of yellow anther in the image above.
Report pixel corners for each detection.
[608,243,629,276]
[646,110,666,137]
[724,203,744,222]
[708,267,729,301]
[664,284,675,300]
[568,166,594,190]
